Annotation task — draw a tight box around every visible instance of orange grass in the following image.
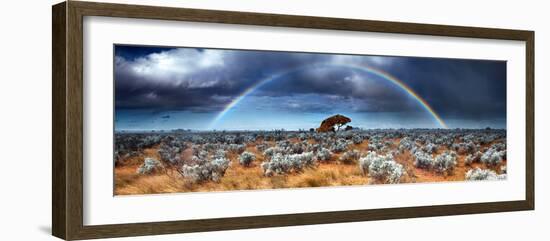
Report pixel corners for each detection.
[114,139,506,195]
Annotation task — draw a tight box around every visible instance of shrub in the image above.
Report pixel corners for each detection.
[261,153,291,176]
[339,150,360,164]
[196,149,208,160]
[352,134,363,144]
[305,143,321,153]
[330,139,349,153]
[413,151,433,169]
[492,142,506,151]
[288,152,315,170]
[136,158,163,174]
[210,157,231,178]
[368,141,384,151]
[180,157,230,183]
[464,141,477,154]
[358,151,404,184]
[500,150,507,160]
[291,143,304,154]
[422,142,438,154]
[358,151,376,174]
[453,142,465,153]
[228,144,246,154]
[239,151,256,167]
[261,152,316,176]
[263,146,283,160]
[465,168,506,181]
[398,137,414,153]
[316,148,332,162]
[158,144,182,166]
[451,143,461,152]
[213,149,227,159]
[190,154,207,165]
[465,151,482,165]
[480,148,503,166]
[433,151,457,174]
[256,143,268,152]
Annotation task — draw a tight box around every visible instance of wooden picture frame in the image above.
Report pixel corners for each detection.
[52,1,534,240]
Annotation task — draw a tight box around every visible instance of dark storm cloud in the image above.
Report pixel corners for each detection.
[384,58,506,119]
[114,45,506,119]
[114,46,339,112]
[256,66,416,112]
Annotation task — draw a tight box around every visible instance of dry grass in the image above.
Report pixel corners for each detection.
[114,140,507,195]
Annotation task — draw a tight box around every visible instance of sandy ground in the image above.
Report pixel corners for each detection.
[114,139,506,195]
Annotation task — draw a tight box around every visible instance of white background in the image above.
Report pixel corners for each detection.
[0,0,547,240]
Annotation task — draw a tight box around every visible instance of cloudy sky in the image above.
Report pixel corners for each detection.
[114,45,506,131]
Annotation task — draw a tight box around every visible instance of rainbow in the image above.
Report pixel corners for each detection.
[208,63,448,129]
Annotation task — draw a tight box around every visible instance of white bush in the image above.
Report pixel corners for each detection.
[330,140,349,153]
[480,148,503,166]
[358,151,404,184]
[358,151,376,174]
[339,150,360,164]
[433,151,457,174]
[368,141,384,151]
[291,143,304,154]
[464,141,477,154]
[465,151,482,165]
[263,147,282,159]
[228,144,246,154]
[261,152,316,176]
[137,158,163,174]
[413,151,433,169]
[316,148,332,162]
[465,168,506,181]
[398,137,414,153]
[197,150,208,160]
[289,152,315,170]
[211,157,231,176]
[180,157,230,183]
[256,143,268,152]
[352,135,363,144]
[213,149,227,159]
[261,153,290,176]
[499,150,507,160]
[422,143,438,154]
[239,151,256,167]
[158,145,182,166]
[491,142,506,151]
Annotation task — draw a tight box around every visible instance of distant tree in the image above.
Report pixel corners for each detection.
[316,114,352,132]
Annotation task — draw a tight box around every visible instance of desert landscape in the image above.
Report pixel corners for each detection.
[113,45,507,195]
[114,115,507,195]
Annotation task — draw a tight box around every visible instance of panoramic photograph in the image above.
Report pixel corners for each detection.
[113,45,507,195]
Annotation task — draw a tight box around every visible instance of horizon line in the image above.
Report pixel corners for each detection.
[115,127,506,133]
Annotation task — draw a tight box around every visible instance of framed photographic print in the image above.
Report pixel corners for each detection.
[52,1,534,240]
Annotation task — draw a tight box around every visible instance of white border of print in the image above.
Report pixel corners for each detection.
[83,16,526,225]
